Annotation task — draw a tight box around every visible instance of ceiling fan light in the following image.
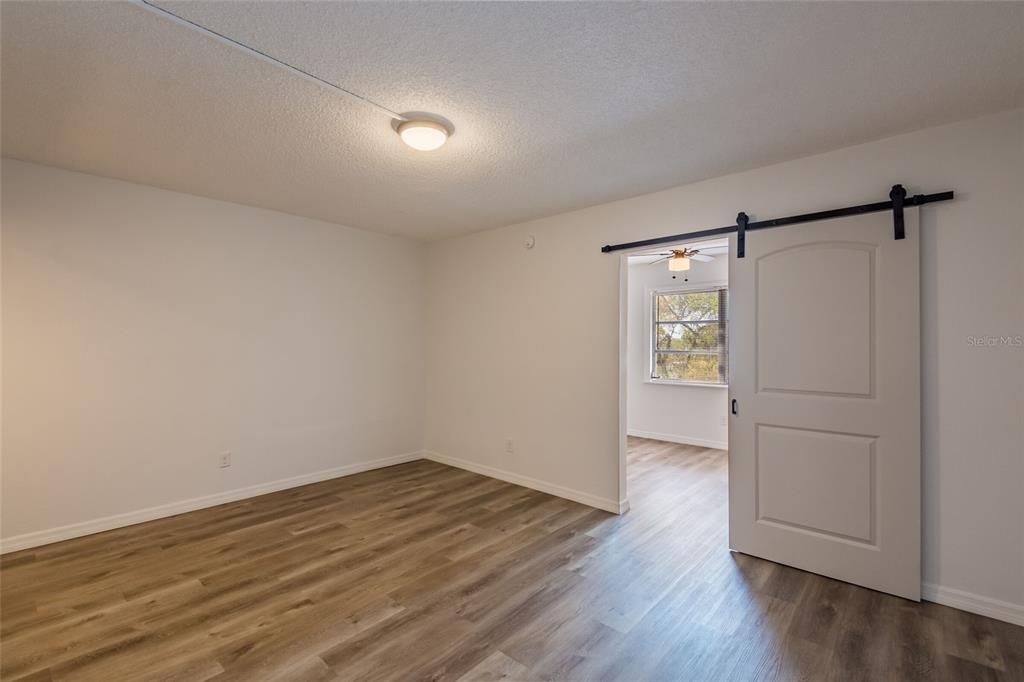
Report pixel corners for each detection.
[397,120,449,151]
[669,256,691,271]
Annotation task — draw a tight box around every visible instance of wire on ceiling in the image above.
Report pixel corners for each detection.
[132,0,408,122]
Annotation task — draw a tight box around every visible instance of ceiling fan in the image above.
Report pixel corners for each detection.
[648,248,715,271]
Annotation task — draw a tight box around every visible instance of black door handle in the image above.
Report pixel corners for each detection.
[731,399,738,415]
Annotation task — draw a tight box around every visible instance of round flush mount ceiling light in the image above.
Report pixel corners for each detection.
[397,120,449,151]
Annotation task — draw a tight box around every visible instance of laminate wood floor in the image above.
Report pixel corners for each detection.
[2,437,1021,681]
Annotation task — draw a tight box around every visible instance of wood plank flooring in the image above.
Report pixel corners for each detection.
[2,437,1021,680]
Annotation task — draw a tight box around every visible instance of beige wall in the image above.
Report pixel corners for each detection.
[1,159,425,543]
[425,109,1024,613]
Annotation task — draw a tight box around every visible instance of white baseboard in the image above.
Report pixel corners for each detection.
[922,582,1024,627]
[12,452,1016,629]
[423,451,625,514]
[628,429,727,451]
[0,451,424,555]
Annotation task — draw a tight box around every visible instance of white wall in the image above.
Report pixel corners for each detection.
[1,159,425,546]
[425,109,1024,617]
[626,255,728,448]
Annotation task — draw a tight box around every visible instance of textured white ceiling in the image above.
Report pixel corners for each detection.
[3,2,1022,240]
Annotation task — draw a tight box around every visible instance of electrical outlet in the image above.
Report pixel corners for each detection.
[504,439,514,455]
[720,416,728,426]
[219,452,232,468]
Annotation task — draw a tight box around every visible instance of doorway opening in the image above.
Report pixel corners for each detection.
[619,238,730,509]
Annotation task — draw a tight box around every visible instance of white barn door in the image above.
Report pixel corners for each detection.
[728,209,921,600]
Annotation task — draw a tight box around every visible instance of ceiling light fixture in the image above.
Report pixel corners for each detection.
[397,120,449,151]
[646,248,713,270]
[668,254,691,271]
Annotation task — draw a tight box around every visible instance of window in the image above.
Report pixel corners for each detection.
[651,287,728,384]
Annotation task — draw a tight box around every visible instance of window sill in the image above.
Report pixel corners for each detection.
[646,379,729,388]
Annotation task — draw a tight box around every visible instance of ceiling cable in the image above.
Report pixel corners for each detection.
[132,0,408,122]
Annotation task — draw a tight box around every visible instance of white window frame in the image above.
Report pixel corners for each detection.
[646,281,729,387]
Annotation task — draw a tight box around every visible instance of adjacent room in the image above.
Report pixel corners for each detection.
[626,239,730,445]
[2,1,1022,680]
[623,240,729,526]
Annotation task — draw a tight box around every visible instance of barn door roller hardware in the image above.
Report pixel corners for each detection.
[600,185,954,256]
[736,211,748,258]
[890,184,907,240]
